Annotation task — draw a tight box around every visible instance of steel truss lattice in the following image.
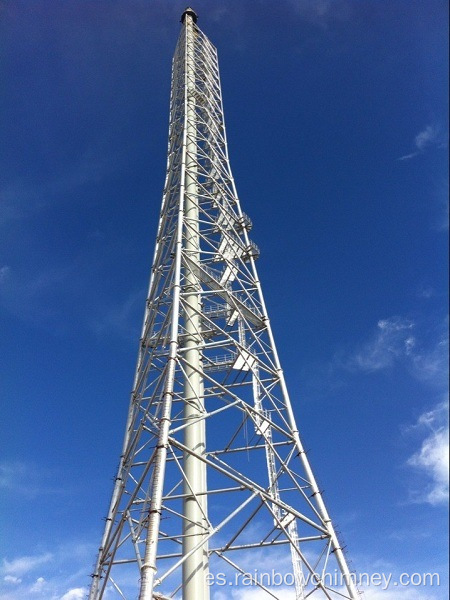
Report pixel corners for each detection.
[89,9,360,600]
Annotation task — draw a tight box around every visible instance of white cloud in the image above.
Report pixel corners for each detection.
[1,553,53,577]
[344,317,415,372]
[398,124,444,161]
[415,125,439,151]
[3,575,21,585]
[342,316,448,388]
[338,316,448,506]
[398,151,420,161]
[411,330,449,388]
[30,576,46,593]
[0,542,96,600]
[407,401,449,505]
[60,588,88,600]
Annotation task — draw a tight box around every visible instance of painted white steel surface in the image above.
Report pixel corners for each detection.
[89,8,360,600]
[181,11,210,600]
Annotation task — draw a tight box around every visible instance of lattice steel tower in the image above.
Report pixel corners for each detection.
[89,8,359,600]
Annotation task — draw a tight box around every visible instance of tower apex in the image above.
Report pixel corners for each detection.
[181,7,198,24]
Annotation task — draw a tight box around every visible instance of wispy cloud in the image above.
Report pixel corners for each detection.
[411,332,449,388]
[60,588,89,600]
[398,124,445,161]
[406,400,449,506]
[0,542,95,600]
[298,316,447,399]
[3,576,21,585]
[341,316,415,372]
[335,315,449,506]
[30,577,46,593]
[340,316,448,387]
[0,578,88,600]
[0,460,67,498]
[1,553,53,577]
[388,528,431,541]
[415,125,443,151]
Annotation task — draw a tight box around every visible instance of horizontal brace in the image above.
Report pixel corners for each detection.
[163,485,245,501]
[207,440,292,457]
[156,534,329,560]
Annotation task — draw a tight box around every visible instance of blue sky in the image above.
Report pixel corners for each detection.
[0,1,448,599]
